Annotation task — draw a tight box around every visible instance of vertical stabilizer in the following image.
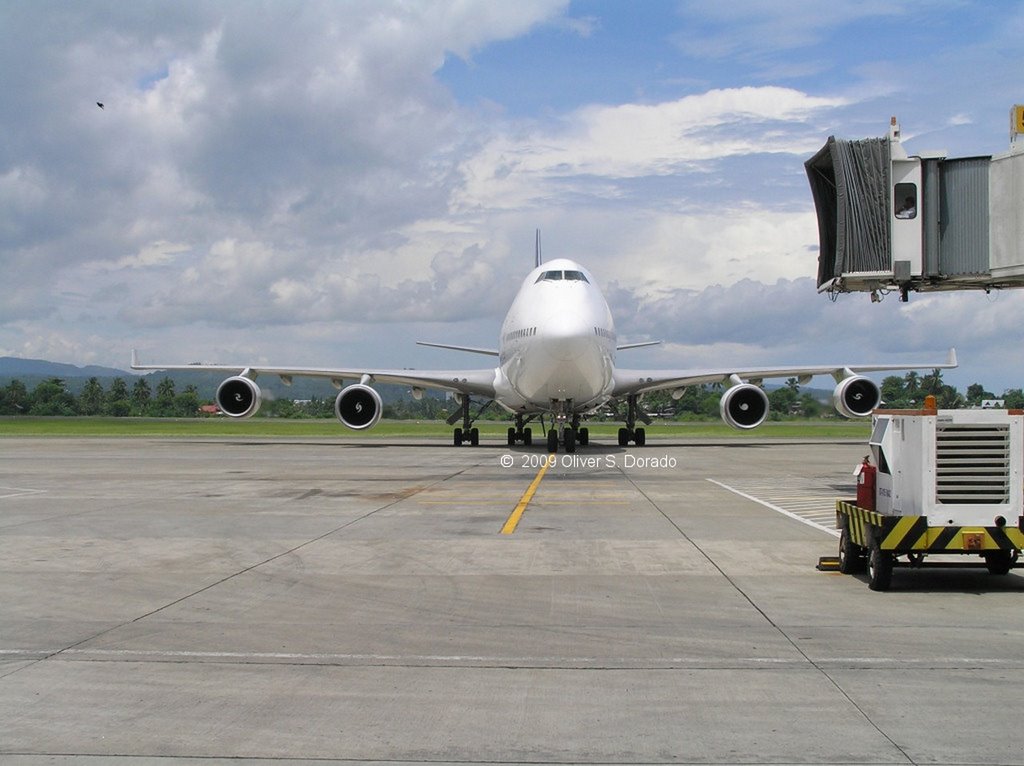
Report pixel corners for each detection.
[535,229,543,267]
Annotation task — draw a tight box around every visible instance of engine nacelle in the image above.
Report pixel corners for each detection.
[335,384,383,430]
[833,375,881,418]
[720,383,769,430]
[215,376,262,418]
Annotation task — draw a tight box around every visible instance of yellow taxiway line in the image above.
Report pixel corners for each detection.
[500,456,553,534]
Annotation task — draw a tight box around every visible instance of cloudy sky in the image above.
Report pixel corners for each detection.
[2,0,1023,392]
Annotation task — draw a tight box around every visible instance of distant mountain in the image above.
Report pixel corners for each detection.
[0,356,131,379]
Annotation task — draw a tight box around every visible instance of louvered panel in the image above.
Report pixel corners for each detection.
[935,423,1010,504]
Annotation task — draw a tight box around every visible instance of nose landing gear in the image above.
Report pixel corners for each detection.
[542,402,588,454]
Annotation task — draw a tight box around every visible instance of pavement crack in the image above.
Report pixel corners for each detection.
[621,468,917,766]
[0,464,479,681]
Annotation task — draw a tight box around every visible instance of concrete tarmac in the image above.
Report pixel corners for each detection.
[2,435,1023,765]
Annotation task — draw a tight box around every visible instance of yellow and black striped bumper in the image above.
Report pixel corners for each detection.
[836,500,1024,552]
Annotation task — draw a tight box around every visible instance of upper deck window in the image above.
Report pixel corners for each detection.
[536,270,589,283]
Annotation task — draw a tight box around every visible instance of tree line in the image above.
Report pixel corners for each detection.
[0,375,450,419]
[1,370,1021,419]
[0,376,202,417]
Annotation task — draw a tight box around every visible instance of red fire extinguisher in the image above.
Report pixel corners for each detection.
[856,456,876,511]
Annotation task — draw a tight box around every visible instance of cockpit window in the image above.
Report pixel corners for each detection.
[535,270,589,283]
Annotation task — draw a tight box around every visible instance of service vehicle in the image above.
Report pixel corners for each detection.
[837,398,1024,590]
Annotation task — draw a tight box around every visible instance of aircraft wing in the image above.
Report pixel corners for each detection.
[130,351,498,398]
[415,341,500,357]
[612,348,958,397]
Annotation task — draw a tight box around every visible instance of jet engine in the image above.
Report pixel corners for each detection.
[216,376,262,418]
[833,375,881,418]
[335,384,383,430]
[720,383,769,430]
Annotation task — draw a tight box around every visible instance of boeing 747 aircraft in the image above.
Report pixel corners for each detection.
[132,254,956,453]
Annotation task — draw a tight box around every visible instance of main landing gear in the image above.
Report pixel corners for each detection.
[507,415,535,446]
[616,394,649,447]
[449,395,492,447]
[617,426,646,447]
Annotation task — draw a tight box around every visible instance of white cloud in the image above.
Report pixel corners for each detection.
[94,241,190,271]
[454,87,845,212]
[1,1,1021,400]
[671,0,908,60]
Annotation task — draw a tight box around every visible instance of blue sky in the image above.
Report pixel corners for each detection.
[1,0,1023,393]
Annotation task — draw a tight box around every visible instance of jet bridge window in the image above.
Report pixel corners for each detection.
[894,182,917,219]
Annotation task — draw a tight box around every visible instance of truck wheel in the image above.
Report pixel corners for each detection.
[867,541,893,591]
[984,550,1013,575]
[838,525,866,574]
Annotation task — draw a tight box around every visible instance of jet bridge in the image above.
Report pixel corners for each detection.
[806,108,1024,300]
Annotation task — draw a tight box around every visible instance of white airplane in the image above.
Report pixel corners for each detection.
[132,252,956,453]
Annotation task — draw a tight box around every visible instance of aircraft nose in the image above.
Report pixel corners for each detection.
[540,312,592,362]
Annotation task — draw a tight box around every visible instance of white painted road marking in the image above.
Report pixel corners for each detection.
[707,477,843,538]
[0,485,47,500]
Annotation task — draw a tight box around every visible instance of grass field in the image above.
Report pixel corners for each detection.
[0,417,872,439]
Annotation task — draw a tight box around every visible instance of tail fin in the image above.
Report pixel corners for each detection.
[535,229,542,268]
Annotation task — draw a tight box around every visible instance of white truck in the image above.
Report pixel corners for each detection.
[837,402,1024,590]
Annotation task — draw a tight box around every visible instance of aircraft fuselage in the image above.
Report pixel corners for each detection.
[495,258,616,414]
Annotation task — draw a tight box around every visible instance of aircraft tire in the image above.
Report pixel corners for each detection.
[617,427,630,447]
[547,429,558,453]
[564,428,576,453]
[579,427,589,446]
[508,427,517,446]
[634,427,646,446]
[523,427,532,446]
[454,428,463,446]
[470,427,479,446]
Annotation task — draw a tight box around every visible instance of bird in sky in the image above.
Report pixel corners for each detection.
[96,101,104,109]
